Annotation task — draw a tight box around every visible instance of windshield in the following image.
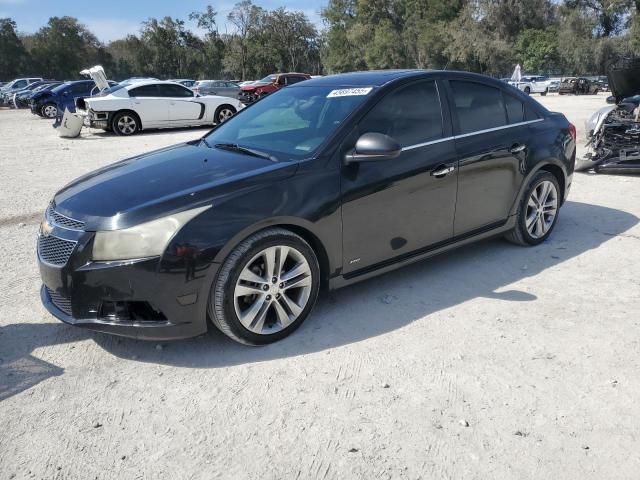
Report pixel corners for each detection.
[51,82,72,93]
[203,85,374,161]
[256,75,277,84]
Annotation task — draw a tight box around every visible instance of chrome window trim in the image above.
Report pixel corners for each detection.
[401,137,453,151]
[453,118,544,139]
[400,118,544,152]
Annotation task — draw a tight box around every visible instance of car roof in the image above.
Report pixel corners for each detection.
[124,80,190,90]
[296,69,512,89]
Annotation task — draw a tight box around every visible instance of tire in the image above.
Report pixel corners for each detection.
[209,228,321,345]
[112,111,140,136]
[214,104,236,124]
[41,103,57,119]
[505,171,561,246]
[524,86,531,95]
[540,89,548,96]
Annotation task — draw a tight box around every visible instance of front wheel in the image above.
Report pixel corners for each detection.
[209,228,320,345]
[524,86,531,95]
[41,103,57,119]
[505,171,560,246]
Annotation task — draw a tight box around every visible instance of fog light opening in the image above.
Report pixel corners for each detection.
[99,301,167,322]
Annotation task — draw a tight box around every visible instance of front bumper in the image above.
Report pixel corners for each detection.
[38,221,212,340]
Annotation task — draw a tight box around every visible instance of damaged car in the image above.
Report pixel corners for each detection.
[558,77,600,95]
[578,59,640,173]
[77,80,244,135]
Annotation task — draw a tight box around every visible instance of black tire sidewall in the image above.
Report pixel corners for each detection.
[215,105,236,124]
[112,111,139,136]
[517,172,560,245]
[42,103,57,118]
[215,233,320,345]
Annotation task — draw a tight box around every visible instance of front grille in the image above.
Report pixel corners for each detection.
[47,204,85,230]
[38,235,76,266]
[46,287,72,315]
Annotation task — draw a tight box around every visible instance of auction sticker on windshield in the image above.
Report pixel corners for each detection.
[327,87,373,98]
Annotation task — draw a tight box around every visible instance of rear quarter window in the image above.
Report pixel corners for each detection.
[503,93,524,124]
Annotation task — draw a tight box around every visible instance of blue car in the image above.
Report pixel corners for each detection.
[30,80,114,119]
[13,81,61,108]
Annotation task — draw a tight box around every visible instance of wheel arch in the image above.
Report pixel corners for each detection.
[509,160,568,216]
[213,217,333,291]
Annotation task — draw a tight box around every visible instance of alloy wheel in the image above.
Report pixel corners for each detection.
[233,245,313,335]
[117,115,137,134]
[525,180,558,239]
[218,108,234,123]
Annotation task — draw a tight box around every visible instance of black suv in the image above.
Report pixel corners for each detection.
[38,70,576,345]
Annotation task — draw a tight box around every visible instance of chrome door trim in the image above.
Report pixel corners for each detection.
[399,119,544,152]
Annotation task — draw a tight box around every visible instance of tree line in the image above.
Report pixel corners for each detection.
[1,0,639,82]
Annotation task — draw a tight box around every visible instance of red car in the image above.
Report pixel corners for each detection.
[239,72,311,103]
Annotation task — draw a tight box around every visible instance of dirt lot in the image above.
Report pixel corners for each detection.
[1,94,639,480]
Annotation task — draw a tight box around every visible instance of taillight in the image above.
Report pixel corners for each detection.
[568,123,576,141]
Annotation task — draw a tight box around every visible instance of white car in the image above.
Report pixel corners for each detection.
[78,81,244,135]
[509,76,550,95]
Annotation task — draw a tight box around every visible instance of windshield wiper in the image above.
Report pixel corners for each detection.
[214,143,277,162]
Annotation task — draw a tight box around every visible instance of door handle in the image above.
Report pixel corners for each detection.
[510,143,527,153]
[431,165,456,178]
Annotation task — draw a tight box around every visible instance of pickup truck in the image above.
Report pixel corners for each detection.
[509,75,550,95]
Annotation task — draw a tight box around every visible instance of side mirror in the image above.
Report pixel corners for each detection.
[344,132,402,165]
[606,95,616,104]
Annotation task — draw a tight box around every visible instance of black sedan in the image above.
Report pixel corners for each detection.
[38,70,576,345]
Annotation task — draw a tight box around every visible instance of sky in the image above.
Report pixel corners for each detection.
[0,0,326,42]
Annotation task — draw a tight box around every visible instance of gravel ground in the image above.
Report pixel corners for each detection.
[1,94,639,480]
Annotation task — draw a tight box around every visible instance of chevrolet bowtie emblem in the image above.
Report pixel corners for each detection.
[41,219,53,237]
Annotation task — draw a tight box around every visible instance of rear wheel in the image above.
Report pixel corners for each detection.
[505,171,560,246]
[209,228,320,345]
[540,89,548,96]
[112,111,140,136]
[524,86,531,95]
[41,103,57,119]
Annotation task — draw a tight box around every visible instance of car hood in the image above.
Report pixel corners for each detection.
[241,83,270,91]
[32,91,53,101]
[608,61,640,101]
[53,141,297,231]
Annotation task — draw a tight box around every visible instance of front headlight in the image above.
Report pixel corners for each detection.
[92,206,210,261]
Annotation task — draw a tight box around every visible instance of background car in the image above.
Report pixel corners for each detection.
[119,77,159,86]
[509,75,550,95]
[239,72,311,103]
[168,79,197,87]
[79,80,244,135]
[558,77,600,95]
[192,80,240,98]
[30,80,115,119]
[0,77,43,105]
[13,81,61,108]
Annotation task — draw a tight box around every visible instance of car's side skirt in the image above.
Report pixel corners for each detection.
[329,217,516,290]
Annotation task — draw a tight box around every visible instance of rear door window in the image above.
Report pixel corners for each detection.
[157,84,193,98]
[359,80,443,147]
[450,81,507,134]
[129,84,160,97]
